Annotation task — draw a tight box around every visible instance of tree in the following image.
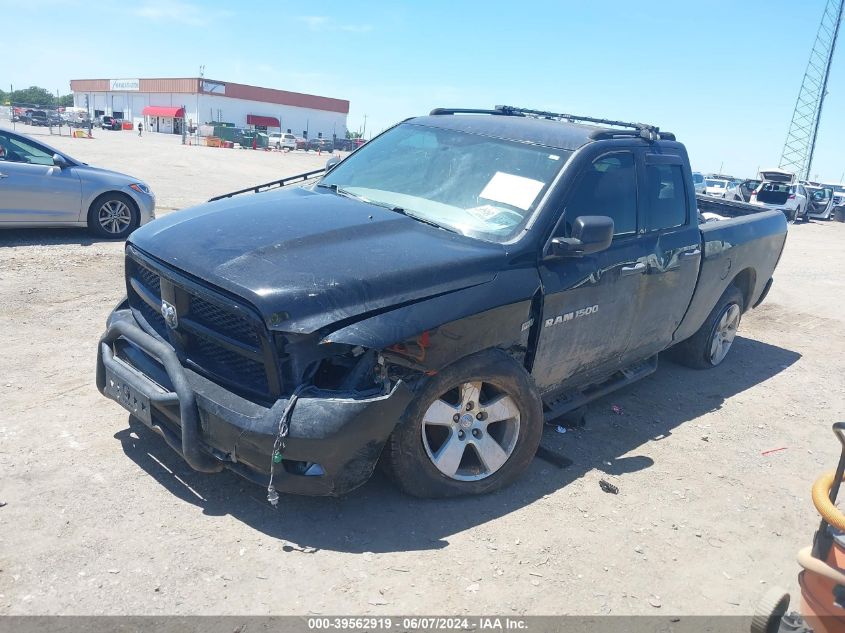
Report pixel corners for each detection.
[346,130,363,139]
[58,94,73,107]
[0,88,7,105]
[9,86,55,107]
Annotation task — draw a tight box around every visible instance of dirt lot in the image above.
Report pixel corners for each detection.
[1,128,845,616]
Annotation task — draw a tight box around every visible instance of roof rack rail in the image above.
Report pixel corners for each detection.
[487,105,672,141]
[429,107,511,116]
[429,105,675,141]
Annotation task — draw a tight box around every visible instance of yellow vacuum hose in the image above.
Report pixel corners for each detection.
[812,470,845,532]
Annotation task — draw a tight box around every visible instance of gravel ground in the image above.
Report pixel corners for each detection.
[1,127,844,616]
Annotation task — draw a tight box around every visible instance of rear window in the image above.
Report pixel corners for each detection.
[645,164,687,231]
[705,179,726,188]
[762,183,790,193]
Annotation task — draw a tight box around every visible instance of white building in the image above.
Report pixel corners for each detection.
[70,77,348,140]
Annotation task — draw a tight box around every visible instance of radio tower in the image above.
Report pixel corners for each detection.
[779,0,844,180]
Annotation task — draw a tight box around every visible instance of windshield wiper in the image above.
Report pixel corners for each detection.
[360,199,460,233]
[317,184,460,234]
[315,182,365,202]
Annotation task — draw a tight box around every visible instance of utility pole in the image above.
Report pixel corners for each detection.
[362,114,367,139]
[196,64,205,139]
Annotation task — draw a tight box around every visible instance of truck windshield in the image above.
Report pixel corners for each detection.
[319,123,570,242]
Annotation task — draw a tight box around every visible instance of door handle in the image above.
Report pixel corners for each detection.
[680,248,701,259]
[0,172,8,179]
[621,262,647,276]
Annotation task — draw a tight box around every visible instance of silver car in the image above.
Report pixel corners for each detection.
[0,127,155,239]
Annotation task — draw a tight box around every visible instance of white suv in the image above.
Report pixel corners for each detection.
[749,169,807,223]
[268,132,297,151]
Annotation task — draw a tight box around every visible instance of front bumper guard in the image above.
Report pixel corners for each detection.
[98,319,222,473]
[96,316,413,495]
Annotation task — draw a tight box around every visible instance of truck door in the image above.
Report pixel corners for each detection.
[531,150,647,395]
[623,152,701,361]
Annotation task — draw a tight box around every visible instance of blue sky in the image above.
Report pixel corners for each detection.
[3,0,844,182]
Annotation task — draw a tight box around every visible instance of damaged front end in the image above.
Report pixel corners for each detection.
[97,302,414,497]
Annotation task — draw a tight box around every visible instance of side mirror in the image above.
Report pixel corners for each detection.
[52,153,69,168]
[325,156,341,172]
[548,215,614,258]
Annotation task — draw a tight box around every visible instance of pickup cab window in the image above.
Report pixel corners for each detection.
[645,163,687,231]
[564,152,637,237]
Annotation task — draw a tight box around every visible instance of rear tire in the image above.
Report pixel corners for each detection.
[87,192,139,239]
[671,286,744,369]
[383,349,543,498]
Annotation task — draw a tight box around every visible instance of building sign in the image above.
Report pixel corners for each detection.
[109,79,140,91]
[201,80,226,95]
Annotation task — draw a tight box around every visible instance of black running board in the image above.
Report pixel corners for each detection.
[542,355,659,422]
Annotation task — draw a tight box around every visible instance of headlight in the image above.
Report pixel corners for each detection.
[130,183,151,195]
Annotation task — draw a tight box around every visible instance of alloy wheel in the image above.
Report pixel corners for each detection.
[421,381,520,481]
[710,303,740,365]
[98,199,132,234]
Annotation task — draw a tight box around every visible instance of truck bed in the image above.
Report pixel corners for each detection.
[673,201,788,344]
[696,194,764,218]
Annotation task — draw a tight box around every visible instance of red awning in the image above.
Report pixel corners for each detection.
[247,114,280,127]
[142,106,185,118]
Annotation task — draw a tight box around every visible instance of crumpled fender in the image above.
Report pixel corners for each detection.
[321,267,541,371]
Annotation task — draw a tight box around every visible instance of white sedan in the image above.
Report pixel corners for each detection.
[704,177,729,197]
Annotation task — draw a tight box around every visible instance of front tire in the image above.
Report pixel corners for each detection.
[383,349,543,498]
[87,192,139,239]
[671,286,744,369]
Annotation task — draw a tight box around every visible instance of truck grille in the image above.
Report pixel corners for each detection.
[124,247,281,401]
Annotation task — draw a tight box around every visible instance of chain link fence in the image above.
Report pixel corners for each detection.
[0,102,94,138]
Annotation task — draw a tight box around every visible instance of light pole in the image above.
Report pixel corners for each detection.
[362,114,367,139]
[196,64,205,139]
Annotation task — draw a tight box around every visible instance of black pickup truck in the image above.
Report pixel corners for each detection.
[96,106,788,500]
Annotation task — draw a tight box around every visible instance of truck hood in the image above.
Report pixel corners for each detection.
[128,187,507,334]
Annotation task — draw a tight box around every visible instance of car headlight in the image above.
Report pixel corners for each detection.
[130,183,152,195]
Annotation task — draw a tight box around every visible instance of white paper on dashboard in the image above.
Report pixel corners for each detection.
[479,172,545,211]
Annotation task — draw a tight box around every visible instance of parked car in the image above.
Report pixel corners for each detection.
[95,106,787,498]
[268,132,297,151]
[307,138,334,152]
[725,179,743,200]
[704,177,729,197]
[99,116,121,131]
[805,185,835,220]
[295,137,307,150]
[736,179,762,202]
[0,127,155,238]
[334,138,367,152]
[692,171,706,195]
[827,184,845,211]
[751,183,807,222]
[25,110,48,127]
